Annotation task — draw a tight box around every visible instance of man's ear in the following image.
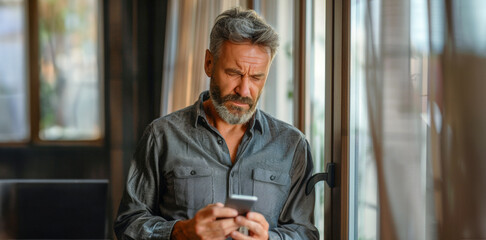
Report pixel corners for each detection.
[204,49,213,77]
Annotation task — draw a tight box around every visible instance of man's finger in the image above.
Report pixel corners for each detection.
[198,204,238,221]
[235,216,264,235]
[247,212,269,230]
[231,230,253,240]
[211,217,240,236]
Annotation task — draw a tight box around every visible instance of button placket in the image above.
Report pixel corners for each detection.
[228,169,238,195]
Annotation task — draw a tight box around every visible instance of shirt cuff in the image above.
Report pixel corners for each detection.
[161,220,179,240]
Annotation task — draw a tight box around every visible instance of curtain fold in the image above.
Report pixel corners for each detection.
[160,0,246,115]
[432,1,486,239]
[364,0,486,239]
[365,0,426,239]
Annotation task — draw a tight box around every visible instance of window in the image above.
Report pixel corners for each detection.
[255,0,294,125]
[38,0,102,140]
[349,0,431,239]
[308,0,326,238]
[0,0,103,144]
[0,0,28,142]
[349,0,379,238]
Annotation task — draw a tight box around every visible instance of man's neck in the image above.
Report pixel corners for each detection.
[203,99,248,164]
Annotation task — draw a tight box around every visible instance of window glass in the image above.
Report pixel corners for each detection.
[0,0,28,142]
[350,0,431,239]
[255,0,294,125]
[349,0,379,239]
[309,0,326,238]
[38,0,101,140]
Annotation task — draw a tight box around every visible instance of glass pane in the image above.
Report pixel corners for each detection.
[349,0,379,239]
[38,0,101,140]
[350,0,431,239]
[309,0,326,238]
[255,0,294,125]
[0,0,28,142]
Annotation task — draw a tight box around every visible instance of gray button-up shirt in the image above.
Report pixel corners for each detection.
[115,91,318,239]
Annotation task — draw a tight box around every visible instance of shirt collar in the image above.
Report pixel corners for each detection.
[194,91,210,128]
[250,109,264,135]
[193,91,264,135]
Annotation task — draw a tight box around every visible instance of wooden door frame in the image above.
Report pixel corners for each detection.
[325,0,351,239]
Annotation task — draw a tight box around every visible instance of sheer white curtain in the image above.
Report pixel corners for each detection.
[356,0,486,239]
[363,0,427,239]
[160,0,247,115]
[430,1,486,239]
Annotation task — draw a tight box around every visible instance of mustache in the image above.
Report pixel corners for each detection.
[221,94,254,106]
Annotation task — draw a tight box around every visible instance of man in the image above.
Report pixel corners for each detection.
[115,7,318,240]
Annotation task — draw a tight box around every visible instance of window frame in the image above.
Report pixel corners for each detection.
[324,0,350,239]
[291,0,351,239]
[329,0,351,238]
[0,0,105,146]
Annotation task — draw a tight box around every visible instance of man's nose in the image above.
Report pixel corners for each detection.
[235,76,251,98]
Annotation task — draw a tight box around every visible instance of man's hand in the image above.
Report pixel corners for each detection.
[171,203,240,240]
[231,212,269,240]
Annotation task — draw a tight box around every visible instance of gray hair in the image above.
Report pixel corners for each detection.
[209,7,279,61]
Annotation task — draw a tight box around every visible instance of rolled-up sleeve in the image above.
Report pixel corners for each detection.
[268,138,319,240]
[114,124,176,240]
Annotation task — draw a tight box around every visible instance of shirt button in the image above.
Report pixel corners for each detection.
[231,172,235,177]
[190,170,196,175]
[270,175,276,181]
[217,139,223,145]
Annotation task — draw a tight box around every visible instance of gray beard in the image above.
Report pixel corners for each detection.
[209,79,258,125]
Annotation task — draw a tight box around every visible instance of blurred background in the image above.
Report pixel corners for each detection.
[0,0,485,239]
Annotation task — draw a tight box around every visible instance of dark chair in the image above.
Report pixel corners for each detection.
[0,179,108,239]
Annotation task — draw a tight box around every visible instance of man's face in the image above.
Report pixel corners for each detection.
[204,41,272,124]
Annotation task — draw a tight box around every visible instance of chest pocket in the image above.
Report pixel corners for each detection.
[252,168,290,223]
[173,167,213,209]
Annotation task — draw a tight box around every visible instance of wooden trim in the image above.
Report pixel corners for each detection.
[98,0,107,143]
[339,1,351,237]
[0,142,29,147]
[324,0,334,238]
[247,0,254,10]
[332,0,343,236]
[294,0,307,133]
[325,0,351,239]
[28,0,39,144]
[337,0,351,238]
[30,139,104,146]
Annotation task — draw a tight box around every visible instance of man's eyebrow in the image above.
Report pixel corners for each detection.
[225,68,243,75]
[251,73,266,78]
[225,68,265,78]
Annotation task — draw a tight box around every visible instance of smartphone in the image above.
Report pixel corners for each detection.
[225,194,258,215]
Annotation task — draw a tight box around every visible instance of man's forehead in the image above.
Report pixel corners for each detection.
[217,43,269,68]
[221,41,272,58]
